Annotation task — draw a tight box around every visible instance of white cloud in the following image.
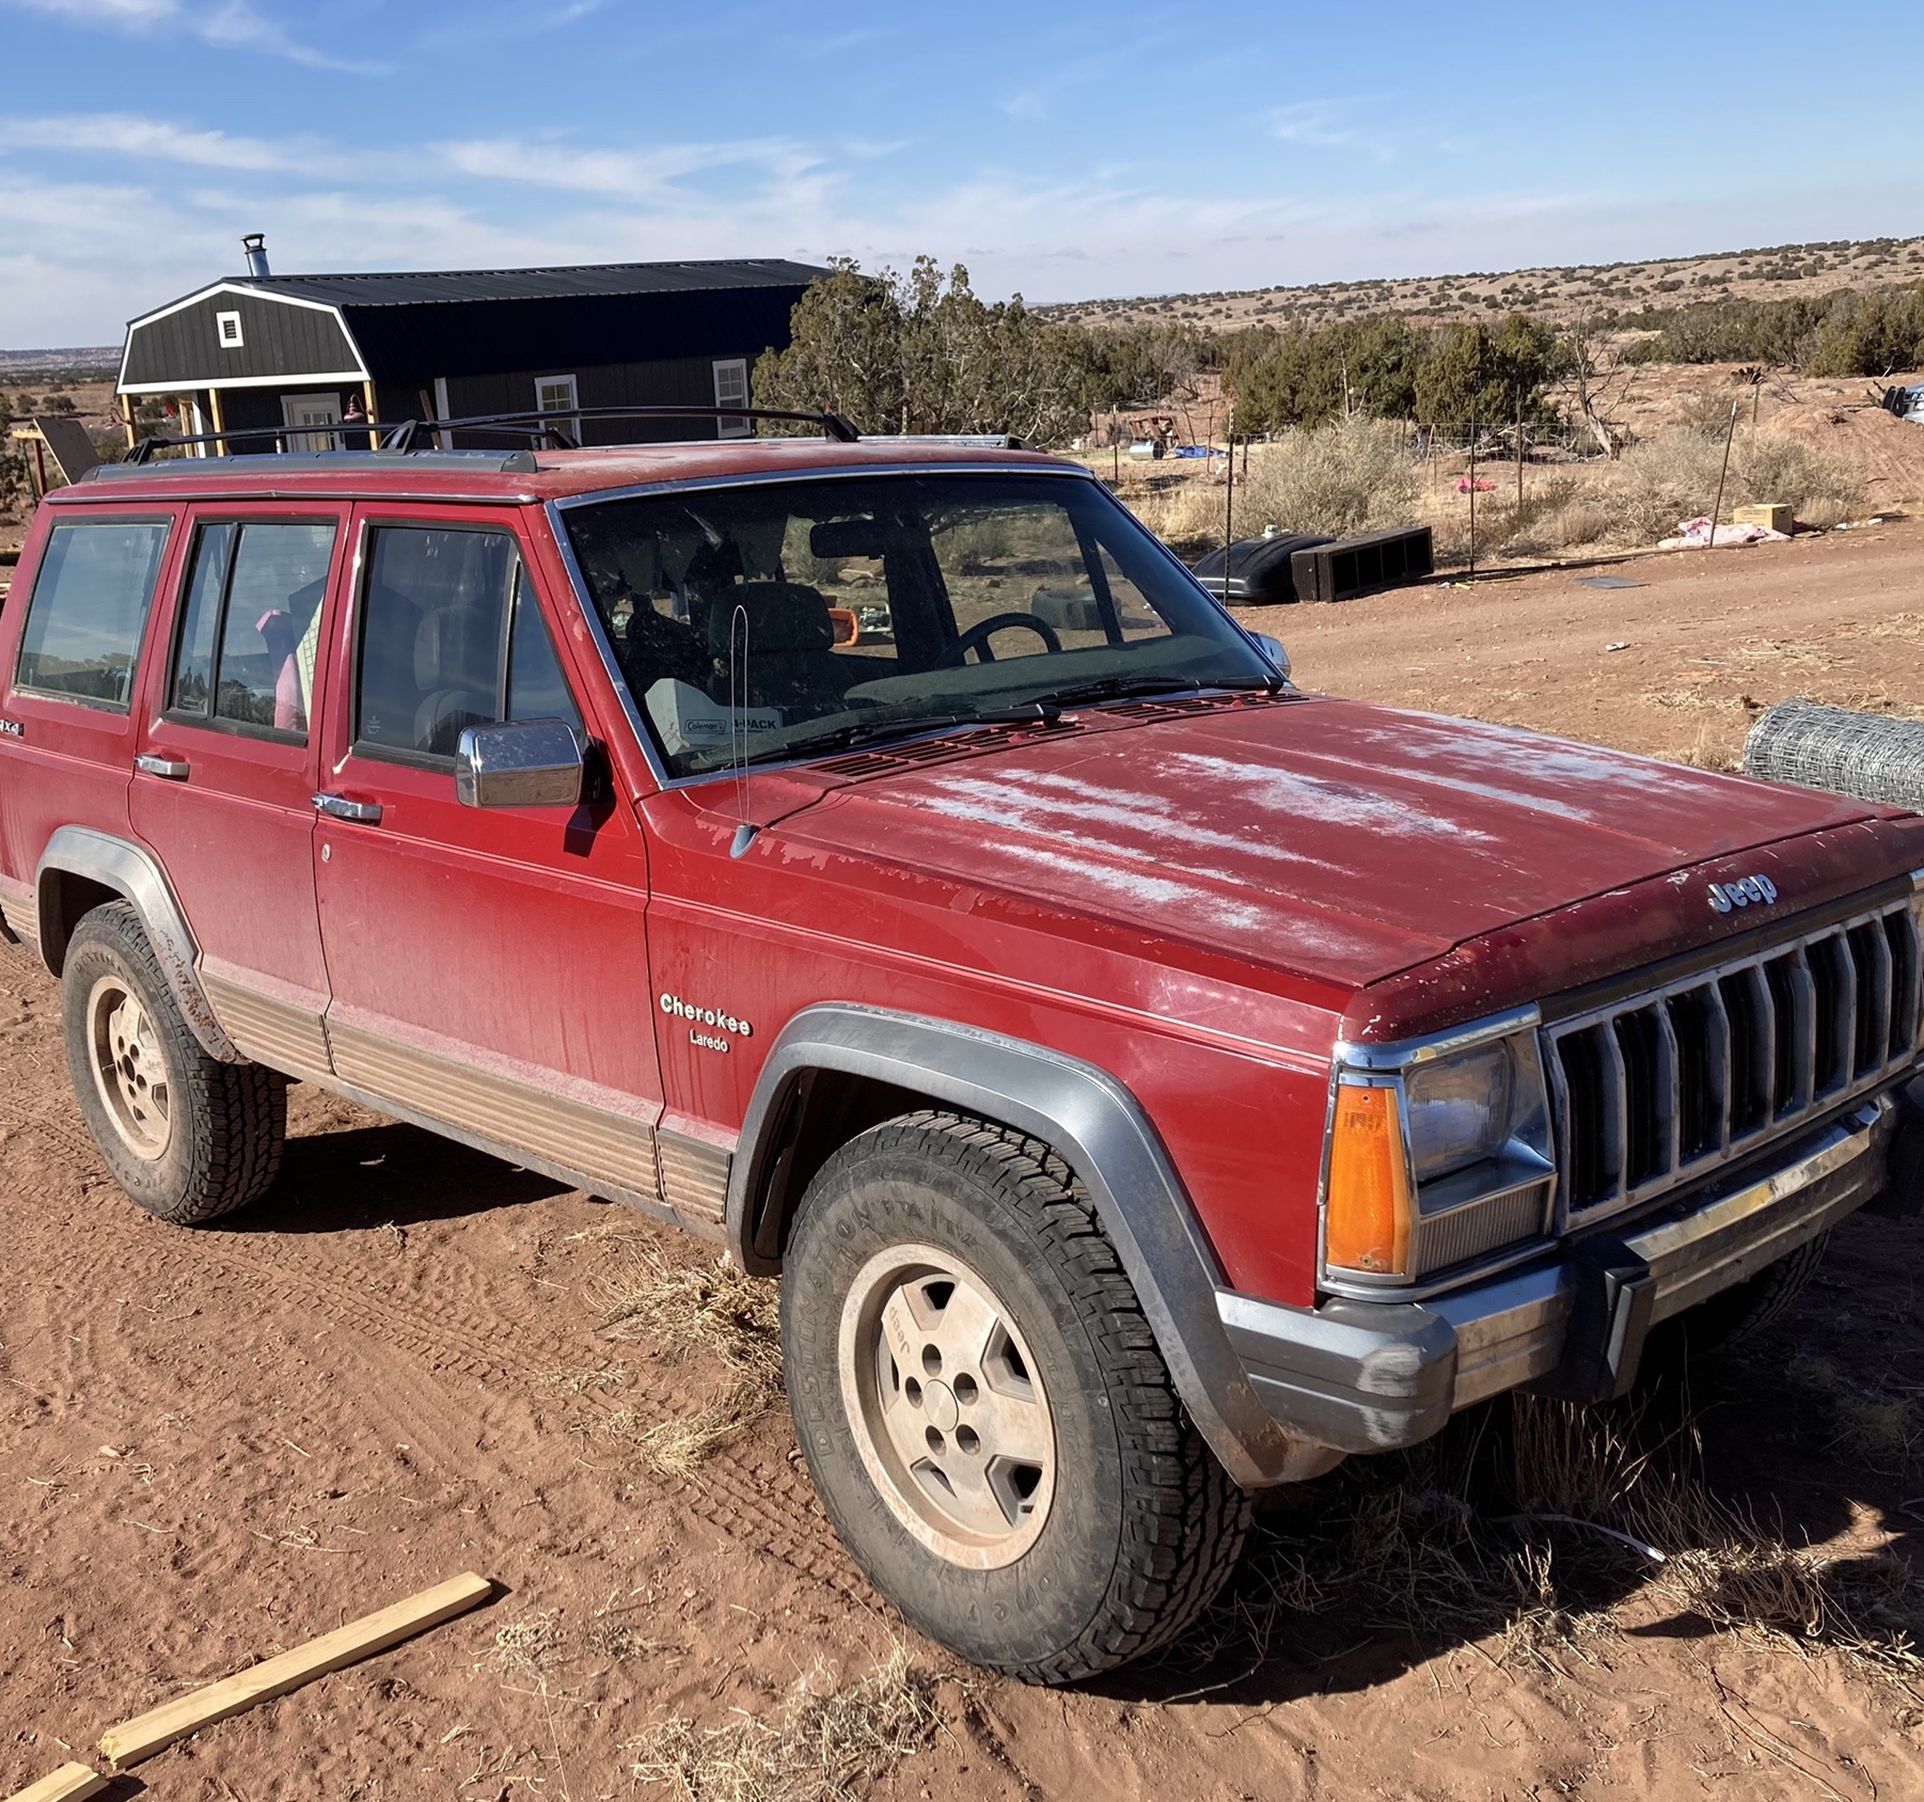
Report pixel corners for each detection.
[0,113,327,172]
[1266,99,1402,166]
[435,134,819,201]
[4,0,386,73]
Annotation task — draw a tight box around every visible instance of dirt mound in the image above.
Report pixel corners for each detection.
[1765,398,1924,504]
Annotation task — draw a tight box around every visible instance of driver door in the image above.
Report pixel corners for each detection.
[310,505,680,1220]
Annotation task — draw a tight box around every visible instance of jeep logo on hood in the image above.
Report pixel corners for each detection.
[1708,874,1779,914]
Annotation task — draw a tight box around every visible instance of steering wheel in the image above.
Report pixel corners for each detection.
[954,612,1062,663]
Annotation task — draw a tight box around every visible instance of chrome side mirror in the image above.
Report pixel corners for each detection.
[1250,632,1291,684]
[455,718,586,809]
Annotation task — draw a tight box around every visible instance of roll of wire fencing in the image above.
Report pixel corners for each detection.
[1744,701,1924,812]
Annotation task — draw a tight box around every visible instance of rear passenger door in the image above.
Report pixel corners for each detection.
[130,506,347,1073]
[0,509,177,931]
[309,506,671,1214]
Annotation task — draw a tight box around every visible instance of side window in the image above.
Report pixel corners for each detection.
[167,520,337,739]
[356,525,581,763]
[14,520,169,709]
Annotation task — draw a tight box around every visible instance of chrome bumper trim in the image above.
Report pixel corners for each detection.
[1219,1092,1900,1469]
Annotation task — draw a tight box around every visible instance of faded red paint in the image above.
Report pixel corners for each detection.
[5,443,1919,1311]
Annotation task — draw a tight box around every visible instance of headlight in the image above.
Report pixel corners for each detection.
[1404,1041,1517,1182]
[1323,1022,1554,1290]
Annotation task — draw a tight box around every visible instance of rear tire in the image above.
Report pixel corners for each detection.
[781,1110,1249,1684]
[61,901,285,1224]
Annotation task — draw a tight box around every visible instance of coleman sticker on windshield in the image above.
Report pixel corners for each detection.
[1708,874,1779,914]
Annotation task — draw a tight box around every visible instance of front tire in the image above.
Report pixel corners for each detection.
[60,901,285,1224]
[781,1110,1249,1683]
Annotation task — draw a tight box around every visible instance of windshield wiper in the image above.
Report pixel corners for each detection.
[756,701,1065,764]
[1027,672,1279,710]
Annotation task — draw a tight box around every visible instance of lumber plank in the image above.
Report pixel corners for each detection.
[98,1571,493,1770]
[4,1762,107,1802]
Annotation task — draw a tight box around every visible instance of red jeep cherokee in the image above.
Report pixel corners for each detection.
[3,417,1920,1684]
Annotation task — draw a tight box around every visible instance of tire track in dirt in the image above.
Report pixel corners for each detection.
[10,1100,866,1599]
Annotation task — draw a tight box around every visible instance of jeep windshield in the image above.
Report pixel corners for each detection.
[559,470,1277,778]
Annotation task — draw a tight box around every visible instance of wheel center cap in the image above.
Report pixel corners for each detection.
[925,1380,959,1434]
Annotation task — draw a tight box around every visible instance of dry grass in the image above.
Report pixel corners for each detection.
[628,1646,939,1802]
[587,1252,785,1476]
[1126,416,1871,569]
[1785,1350,1923,1469]
[494,1610,568,1676]
[598,1251,783,1385]
[1143,417,1418,551]
[1184,1390,1919,1683]
[1602,427,1867,541]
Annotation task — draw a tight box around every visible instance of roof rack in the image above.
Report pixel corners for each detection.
[91,403,862,480]
[384,404,860,450]
[112,420,568,467]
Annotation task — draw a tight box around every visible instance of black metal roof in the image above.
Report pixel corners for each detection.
[230,257,832,309]
[121,257,833,389]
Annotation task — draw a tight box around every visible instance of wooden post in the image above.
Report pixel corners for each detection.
[362,379,379,450]
[4,1761,107,1801]
[1515,388,1524,516]
[120,393,137,452]
[98,1572,493,1770]
[207,385,228,457]
[1708,400,1740,545]
[30,435,47,499]
[1223,429,1235,557]
[1467,420,1478,577]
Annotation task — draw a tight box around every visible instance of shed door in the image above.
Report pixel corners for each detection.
[281,393,342,452]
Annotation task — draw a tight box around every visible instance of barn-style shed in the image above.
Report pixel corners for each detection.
[115,238,829,452]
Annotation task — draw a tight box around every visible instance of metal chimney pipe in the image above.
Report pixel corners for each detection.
[241,233,271,278]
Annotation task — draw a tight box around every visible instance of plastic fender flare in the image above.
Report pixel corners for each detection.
[727,1002,1299,1486]
[35,826,242,1063]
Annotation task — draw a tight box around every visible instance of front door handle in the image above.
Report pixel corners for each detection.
[312,791,383,825]
[134,753,190,780]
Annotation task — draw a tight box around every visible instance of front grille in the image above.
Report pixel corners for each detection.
[1545,898,1920,1223]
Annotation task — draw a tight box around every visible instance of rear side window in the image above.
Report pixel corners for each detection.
[355,525,581,762]
[14,520,169,709]
[168,521,338,739]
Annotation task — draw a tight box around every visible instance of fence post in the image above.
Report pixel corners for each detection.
[1467,419,1478,577]
[1515,389,1524,515]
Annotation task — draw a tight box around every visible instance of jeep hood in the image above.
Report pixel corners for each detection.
[774,696,1903,994]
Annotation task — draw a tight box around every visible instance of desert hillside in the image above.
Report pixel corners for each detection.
[1041,234,1924,331]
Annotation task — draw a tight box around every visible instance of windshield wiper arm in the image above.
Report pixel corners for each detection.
[1029,672,1277,710]
[763,701,1064,762]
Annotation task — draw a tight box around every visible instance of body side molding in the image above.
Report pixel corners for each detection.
[33,826,242,1063]
[727,1003,1300,1485]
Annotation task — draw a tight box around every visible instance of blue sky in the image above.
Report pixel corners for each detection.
[0,0,1916,348]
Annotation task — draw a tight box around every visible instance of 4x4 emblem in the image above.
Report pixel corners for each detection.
[1708,874,1778,914]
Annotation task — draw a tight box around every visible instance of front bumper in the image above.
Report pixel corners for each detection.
[1219,1088,1913,1465]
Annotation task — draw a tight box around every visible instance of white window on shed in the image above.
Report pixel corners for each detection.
[534,374,580,440]
[216,310,244,350]
[712,358,750,436]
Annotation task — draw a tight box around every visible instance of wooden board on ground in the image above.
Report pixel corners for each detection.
[98,1571,494,1770]
[3,1763,107,1802]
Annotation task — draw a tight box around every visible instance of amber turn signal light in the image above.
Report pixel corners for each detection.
[1324,1082,1414,1278]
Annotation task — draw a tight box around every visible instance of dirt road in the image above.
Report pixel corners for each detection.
[5,523,1924,1801]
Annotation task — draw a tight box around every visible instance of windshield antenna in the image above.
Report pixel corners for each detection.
[727,601,757,858]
